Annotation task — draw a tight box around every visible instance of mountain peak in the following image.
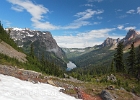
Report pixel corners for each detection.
[125,29,140,40]
[101,37,120,47]
[6,28,66,59]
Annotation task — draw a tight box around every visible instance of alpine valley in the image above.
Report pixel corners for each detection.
[4,27,140,70]
[1,23,140,100]
[63,29,140,68]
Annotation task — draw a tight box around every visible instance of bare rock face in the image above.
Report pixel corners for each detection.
[122,29,140,49]
[5,28,67,68]
[100,29,140,49]
[0,65,48,83]
[124,29,140,41]
[100,37,120,50]
[5,28,66,60]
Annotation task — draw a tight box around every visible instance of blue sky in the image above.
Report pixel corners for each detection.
[0,0,140,48]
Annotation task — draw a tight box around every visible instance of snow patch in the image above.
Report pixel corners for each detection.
[37,33,39,36]
[12,28,23,31]
[27,34,34,37]
[0,74,79,100]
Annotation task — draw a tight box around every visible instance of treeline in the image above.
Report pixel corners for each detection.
[23,40,67,69]
[69,65,109,81]
[69,42,140,82]
[0,52,64,77]
[28,44,64,77]
[0,21,23,52]
[113,42,140,80]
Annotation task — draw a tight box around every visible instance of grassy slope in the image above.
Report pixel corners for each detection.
[51,72,140,100]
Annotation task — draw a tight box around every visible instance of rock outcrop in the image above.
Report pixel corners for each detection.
[99,29,140,50]
[107,74,117,82]
[122,29,140,49]
[101,37,120,47]
[124,29,140,41]
[0,65,48,83]
[99,37,120,50]
[100,90,115,100]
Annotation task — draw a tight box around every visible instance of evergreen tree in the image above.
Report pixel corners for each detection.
[127,42,136,75]
[136,45,140,81]
[40,52,46,71]
[110,60,115,73]
[136,45,140,65]
[30,43,34,58]
[114,42,125,72]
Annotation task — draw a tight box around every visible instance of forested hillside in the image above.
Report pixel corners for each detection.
[0,22,64,77]
[0,21,23,52]
[70,46,115,68]
[7,27,68,68]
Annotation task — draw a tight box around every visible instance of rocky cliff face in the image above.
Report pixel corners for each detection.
[124,29,140,41]
[5,28,65,59]
[5,28,67,68]
[122,29,140,49]
[101,37,120,47]
[99,37,120,50]
[101,29,140,49]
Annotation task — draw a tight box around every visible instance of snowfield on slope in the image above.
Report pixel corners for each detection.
[0,74,79,100]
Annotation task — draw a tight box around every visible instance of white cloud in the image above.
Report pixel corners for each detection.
[84,4,93,7]
[63,21,90,29]
[7,0,58,30]
[97,16,103,20]
[93,22,101,25]
[64,9,104,29]
[54,28,115,48]
[124,26,136,31]
[137,7,140,14]
[31,18,59,30]
[119,15,127,19]
[116,9,122,12]
[2,20,11,27]
[88,0,103,2]
[3,20,11,27]
[11,5,24,12]
[117,25,124,30]
[7,0,104,30]
[126,9,135,14]
[75,9,104,21]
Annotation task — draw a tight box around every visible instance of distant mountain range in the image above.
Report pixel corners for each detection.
[5,27,140,68]
[5,28,67,68]
[63,29,140,68]
[99,29,140,50]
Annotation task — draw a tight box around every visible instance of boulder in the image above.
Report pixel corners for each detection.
[59,89,65,93]
[100,90,115,100]
[107,74,117,82]
[106,85,115,90]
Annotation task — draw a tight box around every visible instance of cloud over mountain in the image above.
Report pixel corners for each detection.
[54,28,122,48]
